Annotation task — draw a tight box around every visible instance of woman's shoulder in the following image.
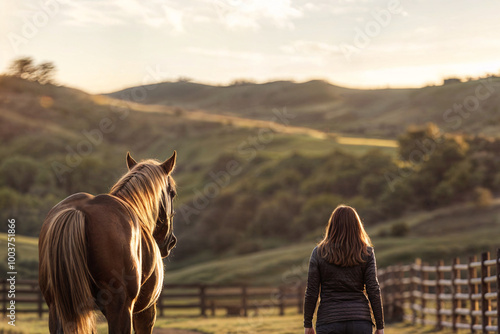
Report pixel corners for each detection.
[363,246,375,261]
[312,245,319,256]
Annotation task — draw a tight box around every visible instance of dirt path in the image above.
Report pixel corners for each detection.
[153,328,203,334]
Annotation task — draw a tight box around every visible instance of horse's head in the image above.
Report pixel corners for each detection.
[126,151,178,258]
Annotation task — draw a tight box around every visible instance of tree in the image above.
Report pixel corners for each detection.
[391,222,409,237]
[6,57,56,84]
[473,187,492,208]
[398,123,441,162]
[0,156,38,193]
[35,62,56,84]
[8,57,36,80]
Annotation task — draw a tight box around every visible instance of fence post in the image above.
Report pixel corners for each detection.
[497,248,500,334]
[398,265,405,321]
[469,255,478,334]
[387,265,404,322]
[456,257,466,326]
[210,300,216,316]
[451,257,459,333]
[410,259,419,326]
[436,260,443,331]
[421,263,428,326]
[241,285,248,317]
[279,286,285,316]
[480,252,490,334]
[200,285,207,317]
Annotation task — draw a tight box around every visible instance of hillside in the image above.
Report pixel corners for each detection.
[0,76,398,274]
[2,76,500,281]
[108,77,500,138]
[164,199,500,285]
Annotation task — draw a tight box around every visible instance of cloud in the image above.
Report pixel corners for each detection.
[187,47,264,61]
[211,0,303,30]
[60,1,126,27]
[59,0,185,32]
[55,0,307,32]
[281,40,341,57]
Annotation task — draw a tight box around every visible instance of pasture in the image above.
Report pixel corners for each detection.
[0,314,454,334]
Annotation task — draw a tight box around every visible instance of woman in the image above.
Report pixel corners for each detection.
[304,205,384,334]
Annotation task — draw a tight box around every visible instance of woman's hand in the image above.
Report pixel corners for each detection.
[375,330,384,334]
[304,327,315,334]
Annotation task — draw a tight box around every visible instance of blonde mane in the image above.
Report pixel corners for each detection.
[110,159,173,234]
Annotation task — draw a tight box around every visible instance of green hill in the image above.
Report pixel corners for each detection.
[2,76,500,281]
[0,76,398,271]
[108,77,500,137]
[165,199,500,285]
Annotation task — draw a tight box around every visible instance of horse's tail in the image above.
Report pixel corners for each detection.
[39,208,96,333]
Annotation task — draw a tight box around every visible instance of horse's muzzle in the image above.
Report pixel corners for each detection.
[161,234,177,258]
[168,234,177,251]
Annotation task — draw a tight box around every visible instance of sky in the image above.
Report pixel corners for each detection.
[1,0,500,94]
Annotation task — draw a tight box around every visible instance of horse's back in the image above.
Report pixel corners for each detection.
[41,192,142,298]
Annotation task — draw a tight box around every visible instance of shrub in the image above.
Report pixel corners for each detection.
[473,187,492,208]
[391,222,409,237]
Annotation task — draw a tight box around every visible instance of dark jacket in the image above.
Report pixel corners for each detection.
[303,246,384,329]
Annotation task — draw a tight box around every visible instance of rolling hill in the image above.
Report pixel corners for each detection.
[108,77,500,138]
[0,76,399,276]
[2,75,500,282]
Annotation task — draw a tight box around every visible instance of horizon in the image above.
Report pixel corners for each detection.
[2,1,500,94]
[97,74,500,96]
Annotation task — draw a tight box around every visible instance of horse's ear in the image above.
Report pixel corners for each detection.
[126,152,137,170]
[161,151,176,174]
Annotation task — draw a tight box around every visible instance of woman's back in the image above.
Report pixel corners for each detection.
[303,205,384,334]
[305,247,382,329]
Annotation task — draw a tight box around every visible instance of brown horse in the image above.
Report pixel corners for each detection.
[39,151,178,333]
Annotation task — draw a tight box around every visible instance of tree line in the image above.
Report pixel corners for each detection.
[6,57,56,84]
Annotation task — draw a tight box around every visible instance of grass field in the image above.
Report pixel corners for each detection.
[0,232,39,269]
[156,316,455,334]
[0,314,455,334]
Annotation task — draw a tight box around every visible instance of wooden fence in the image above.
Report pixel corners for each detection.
[0,280,306,318]
[379,249,500,333]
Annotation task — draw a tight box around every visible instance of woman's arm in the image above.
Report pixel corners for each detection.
[364,248,384,330]
[304,247,320,329]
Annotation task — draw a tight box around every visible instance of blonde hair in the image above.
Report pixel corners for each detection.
[110,159,175,307]
[110,160,174,234]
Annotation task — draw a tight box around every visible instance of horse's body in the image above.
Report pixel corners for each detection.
[39,152,177,333]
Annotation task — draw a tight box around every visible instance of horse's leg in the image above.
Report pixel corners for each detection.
[133,304,157,334]
[101,292,134,334]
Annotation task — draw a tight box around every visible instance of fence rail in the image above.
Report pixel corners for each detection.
[1,280,306,318]
[379,248,500,333]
